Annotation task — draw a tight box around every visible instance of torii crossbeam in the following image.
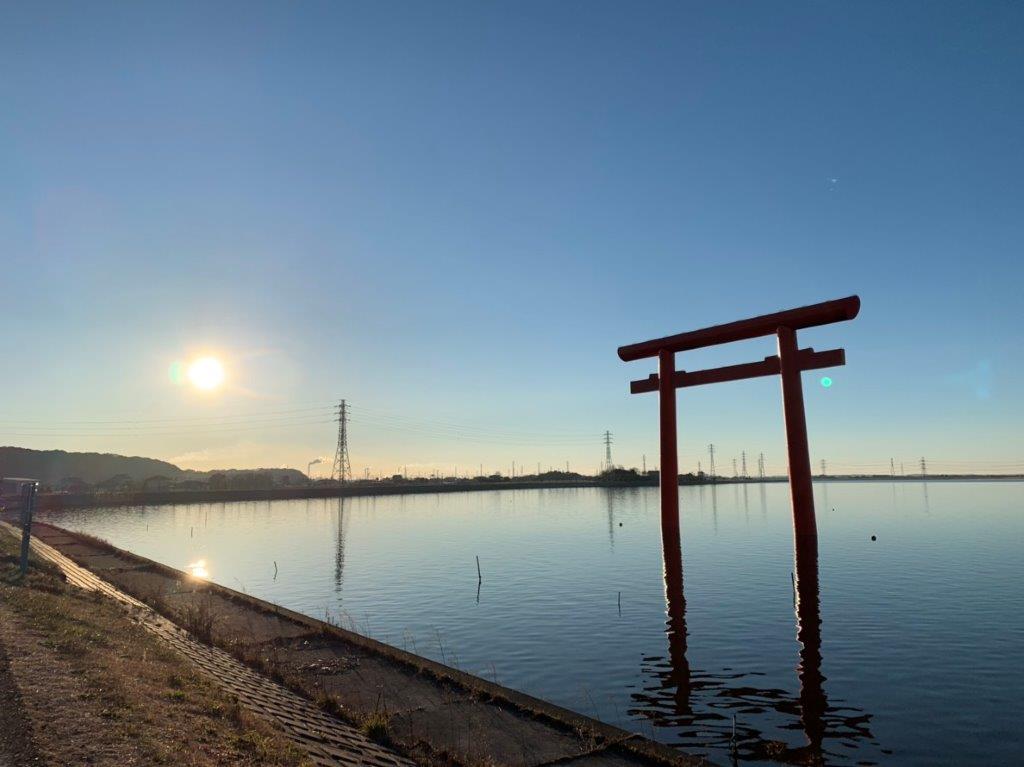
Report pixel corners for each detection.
[618,295,860,541]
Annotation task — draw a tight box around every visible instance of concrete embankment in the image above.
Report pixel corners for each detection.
[0,525,312,766]
[27,521,710,767]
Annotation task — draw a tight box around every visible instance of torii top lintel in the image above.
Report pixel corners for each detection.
[617,295,860,362]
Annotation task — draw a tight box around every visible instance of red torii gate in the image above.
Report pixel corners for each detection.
[617,296,860,541]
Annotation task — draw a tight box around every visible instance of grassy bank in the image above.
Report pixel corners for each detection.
[0,532,310,766]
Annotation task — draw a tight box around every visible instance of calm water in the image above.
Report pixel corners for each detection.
[43,482,1022,766]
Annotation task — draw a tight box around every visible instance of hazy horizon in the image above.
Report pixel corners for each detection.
[3,2,1021,477]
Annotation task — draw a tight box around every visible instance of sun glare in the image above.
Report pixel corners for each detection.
[187,357,225,391]
[186,559,210,579]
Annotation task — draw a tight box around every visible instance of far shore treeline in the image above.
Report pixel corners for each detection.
[2,447,1017,508]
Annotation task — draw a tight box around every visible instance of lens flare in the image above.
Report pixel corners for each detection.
[820,376,833,388]
[187,357,225,391]
[169,361,185,385]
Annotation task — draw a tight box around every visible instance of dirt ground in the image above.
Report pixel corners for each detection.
[0,537,311,767]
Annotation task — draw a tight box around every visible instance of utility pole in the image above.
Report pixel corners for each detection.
[603,431,614,471]
[708,444,716,481]
[331,399,351,483]
[742,451,747,478]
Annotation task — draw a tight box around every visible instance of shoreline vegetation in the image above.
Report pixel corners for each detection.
[28,471,1024,512]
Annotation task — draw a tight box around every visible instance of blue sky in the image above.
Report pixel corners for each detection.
[2,2,1021,475]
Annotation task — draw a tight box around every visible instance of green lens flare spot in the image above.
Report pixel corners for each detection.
[820,376,833,388]
[169,361,184,385]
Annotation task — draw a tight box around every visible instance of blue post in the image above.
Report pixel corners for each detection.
[19,481,37,577]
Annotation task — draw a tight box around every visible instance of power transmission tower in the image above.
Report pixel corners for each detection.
[331,399,351,483]
[920,457,927,478]
[708,444,716,480]
[821,459,827,477]
[642,454,646,473]
[741,451,747,478]
[603,431,613,470]
[698,459,702,475]
[758,452,765,479]
[732,458,737,478]
[890,457,895,477]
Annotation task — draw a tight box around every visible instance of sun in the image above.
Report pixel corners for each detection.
[187,357,225,391]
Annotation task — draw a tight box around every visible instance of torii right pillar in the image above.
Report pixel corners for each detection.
[777,325,816,539]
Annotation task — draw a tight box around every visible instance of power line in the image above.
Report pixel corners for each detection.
[0,403,336,426]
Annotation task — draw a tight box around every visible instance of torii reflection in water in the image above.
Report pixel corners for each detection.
[631,519,875,763]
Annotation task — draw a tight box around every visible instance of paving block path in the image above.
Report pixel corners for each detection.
[1,523,414,767]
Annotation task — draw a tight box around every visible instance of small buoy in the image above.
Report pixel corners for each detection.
[618,522,623,527]
[871,535,877,541]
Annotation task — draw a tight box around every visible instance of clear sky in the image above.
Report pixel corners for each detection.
[2,2,1022,477]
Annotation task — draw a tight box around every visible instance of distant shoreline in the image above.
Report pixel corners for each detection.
[29,474,1023,511]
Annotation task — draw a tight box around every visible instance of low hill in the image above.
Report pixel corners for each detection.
[0,447,184,485]
[0,447,307,488]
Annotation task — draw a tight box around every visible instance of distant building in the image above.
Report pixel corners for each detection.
[0,477,38,513]
[97,474,134,492]
[173,479,207,491]
[142,475,174,491]
[59,476,91,493]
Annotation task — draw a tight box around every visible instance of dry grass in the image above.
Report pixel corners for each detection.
[180,591,219,643]
[0,532,312,767]
[360,708,393,746]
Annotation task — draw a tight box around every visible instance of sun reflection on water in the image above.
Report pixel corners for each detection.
[187,559,210,579]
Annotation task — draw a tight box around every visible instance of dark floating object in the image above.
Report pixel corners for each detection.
[871,535,877,541]
[619,522,623,526]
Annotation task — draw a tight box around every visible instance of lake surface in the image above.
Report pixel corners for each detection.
[42,481,1022,766]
